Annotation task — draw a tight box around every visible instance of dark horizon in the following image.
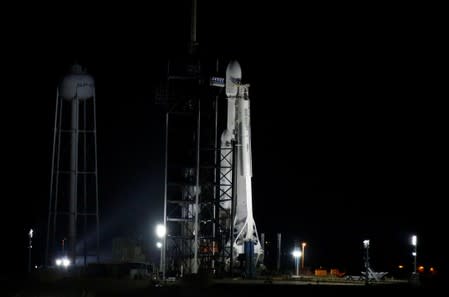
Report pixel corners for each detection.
[2,1,445,279]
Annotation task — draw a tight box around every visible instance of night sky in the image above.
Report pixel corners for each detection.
[3,1,445,277]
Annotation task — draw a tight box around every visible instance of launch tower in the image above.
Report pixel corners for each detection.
[156,0,262,277]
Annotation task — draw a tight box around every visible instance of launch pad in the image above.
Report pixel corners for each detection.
[156,57,263,277]
[154,0,264,279]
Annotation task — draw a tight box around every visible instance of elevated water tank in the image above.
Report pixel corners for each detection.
[60,64,95,100]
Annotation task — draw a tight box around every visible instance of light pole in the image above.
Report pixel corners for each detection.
[301,242,306,270]
[291,249,302,277]
[411,235,417,275]
[156,241,163,276]
[62,238,66,255]
[28,229,33,273]
[363,239,370,285]
[155,224,166,280]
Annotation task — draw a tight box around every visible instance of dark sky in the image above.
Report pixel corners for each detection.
[3,1,445,276]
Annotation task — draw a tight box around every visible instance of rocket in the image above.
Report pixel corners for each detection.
[220,60,263,260]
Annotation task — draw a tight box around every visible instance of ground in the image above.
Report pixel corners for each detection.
[3,273,442,297]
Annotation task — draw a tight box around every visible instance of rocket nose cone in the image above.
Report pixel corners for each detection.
[226,60,242,97]
[226,60,242,80]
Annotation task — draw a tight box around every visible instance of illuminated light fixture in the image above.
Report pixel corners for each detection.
[301,242,307,269]
[291,249,301,277]
[411,235,418,275]
[55,257,71,267]
[156,242,163,248]
[155,224,166,238]
[363,239,370,285]
[62,257,71,267]
[363,240,370,248]
[398,265,404,269]
[292,250,302,258]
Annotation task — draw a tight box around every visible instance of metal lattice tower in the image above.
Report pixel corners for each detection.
[45,64,100,266]
[155,0,234,277]
[157,57,228,276]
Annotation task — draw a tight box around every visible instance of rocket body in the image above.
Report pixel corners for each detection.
[220,60,262,260]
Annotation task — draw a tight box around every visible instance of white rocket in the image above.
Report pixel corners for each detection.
[220,60,263,261]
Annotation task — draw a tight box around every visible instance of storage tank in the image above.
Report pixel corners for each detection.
[60,64,95,100]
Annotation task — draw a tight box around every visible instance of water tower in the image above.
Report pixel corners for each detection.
[45,64,100,266]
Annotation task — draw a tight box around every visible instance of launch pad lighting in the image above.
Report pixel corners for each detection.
[292,249,301,277]
[55,257,71,267]
[301,242,306,269]
[62,258,71,267]
[363,240,370,248]
[411,235,417,274]
[155,224,166,238]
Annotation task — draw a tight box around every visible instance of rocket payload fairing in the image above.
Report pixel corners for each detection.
[220,60,263,261]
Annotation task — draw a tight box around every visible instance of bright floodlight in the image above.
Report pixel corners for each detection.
[62,257,71,267]
[363,240,370,248]
[412,252,417,256]
[156,224,166,238]
[29,229,33,238]
[411,235,417,246]
[56,257,71,267]
[156,242,163,248]
[292,250,302,258]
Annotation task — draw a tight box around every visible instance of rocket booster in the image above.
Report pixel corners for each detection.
[220,60,262,259]
[236,87,252,178]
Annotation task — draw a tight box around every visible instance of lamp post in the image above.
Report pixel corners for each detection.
[363,240,370,285]
[291,249,302,277]
[301,242,306,270]
[62,238,66,255]
[28,229,33,273]
[155,224,166,280]
[156,242,163,276]
[411,235,417,275]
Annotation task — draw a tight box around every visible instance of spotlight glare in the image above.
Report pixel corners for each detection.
[363,240,370,248]
[156,224,166,238]
[62,257,71,267]
[292,250,302,258]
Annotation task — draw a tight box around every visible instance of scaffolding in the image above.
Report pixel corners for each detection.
[156,57,233,276]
